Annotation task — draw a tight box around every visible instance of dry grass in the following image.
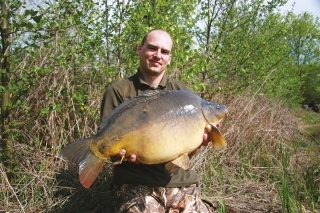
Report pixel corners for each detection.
[1,68,319,212]
[191,94,320,213]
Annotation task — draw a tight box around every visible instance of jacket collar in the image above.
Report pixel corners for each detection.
[136,68,168,89]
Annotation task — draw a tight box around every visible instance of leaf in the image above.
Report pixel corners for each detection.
[22,105,31,110]
[35,138,41,146]
[32,15,42,23]
[24,9,38,16]
[40,108,50,116]
[39,18,47,27]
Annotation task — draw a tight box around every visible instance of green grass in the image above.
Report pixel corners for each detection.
[300,109,320,125]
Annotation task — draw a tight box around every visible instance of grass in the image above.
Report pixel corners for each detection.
[192,95,320,213]
[1,93,320,212]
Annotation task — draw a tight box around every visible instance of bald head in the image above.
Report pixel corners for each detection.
[141,29,173,47]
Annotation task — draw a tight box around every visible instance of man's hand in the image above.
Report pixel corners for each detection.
[111,149,139,164]
[202,128,211,146]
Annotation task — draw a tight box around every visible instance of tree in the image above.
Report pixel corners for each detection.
[0,0,108,179]
[1,0,14,180]
[301,64,320,105]
[286,12,320,104]
[190,0,294,99]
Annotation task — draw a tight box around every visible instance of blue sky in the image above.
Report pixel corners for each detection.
[280,0,320,17]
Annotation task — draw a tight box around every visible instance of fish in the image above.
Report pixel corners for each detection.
[60,90,228,188]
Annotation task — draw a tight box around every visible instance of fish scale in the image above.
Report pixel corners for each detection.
[61,90,228,188]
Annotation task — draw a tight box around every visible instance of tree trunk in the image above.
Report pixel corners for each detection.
[0,0,14,181]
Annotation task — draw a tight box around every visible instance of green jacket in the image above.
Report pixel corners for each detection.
[100,69,199,187]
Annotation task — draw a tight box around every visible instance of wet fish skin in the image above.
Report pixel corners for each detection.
[61,90,228,188]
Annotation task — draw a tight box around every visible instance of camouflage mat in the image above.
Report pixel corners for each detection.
[110,184,215,213]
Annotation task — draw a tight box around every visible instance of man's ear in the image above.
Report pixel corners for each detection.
[136,45,142,55]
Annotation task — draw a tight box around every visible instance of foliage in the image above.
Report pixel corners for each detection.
[1,0,320,212]
[301,64,320,105]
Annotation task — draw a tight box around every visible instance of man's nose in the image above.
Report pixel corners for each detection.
[154,49,161,58]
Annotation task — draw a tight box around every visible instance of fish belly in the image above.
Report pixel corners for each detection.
[110,117,207,164]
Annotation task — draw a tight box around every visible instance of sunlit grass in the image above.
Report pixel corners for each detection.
[192,94,320,212]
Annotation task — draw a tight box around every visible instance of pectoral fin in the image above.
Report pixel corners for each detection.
[207,124,227,149]
[165,153,190,172]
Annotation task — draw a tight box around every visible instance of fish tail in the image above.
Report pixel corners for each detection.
[60,137,105,188]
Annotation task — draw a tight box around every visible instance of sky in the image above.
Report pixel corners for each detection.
[280,0,320,17]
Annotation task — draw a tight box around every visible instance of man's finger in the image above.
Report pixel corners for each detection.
[119,149,126,156]
[129,154,137,163]
[202,129,211,146]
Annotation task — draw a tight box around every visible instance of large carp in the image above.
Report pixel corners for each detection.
[61,90,228,188]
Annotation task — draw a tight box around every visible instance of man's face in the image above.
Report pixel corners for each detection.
[137,31,172,76]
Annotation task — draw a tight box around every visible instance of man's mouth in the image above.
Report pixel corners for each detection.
[149,60,161,65]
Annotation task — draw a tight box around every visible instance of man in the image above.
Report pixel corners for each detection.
[100,29,215,213]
